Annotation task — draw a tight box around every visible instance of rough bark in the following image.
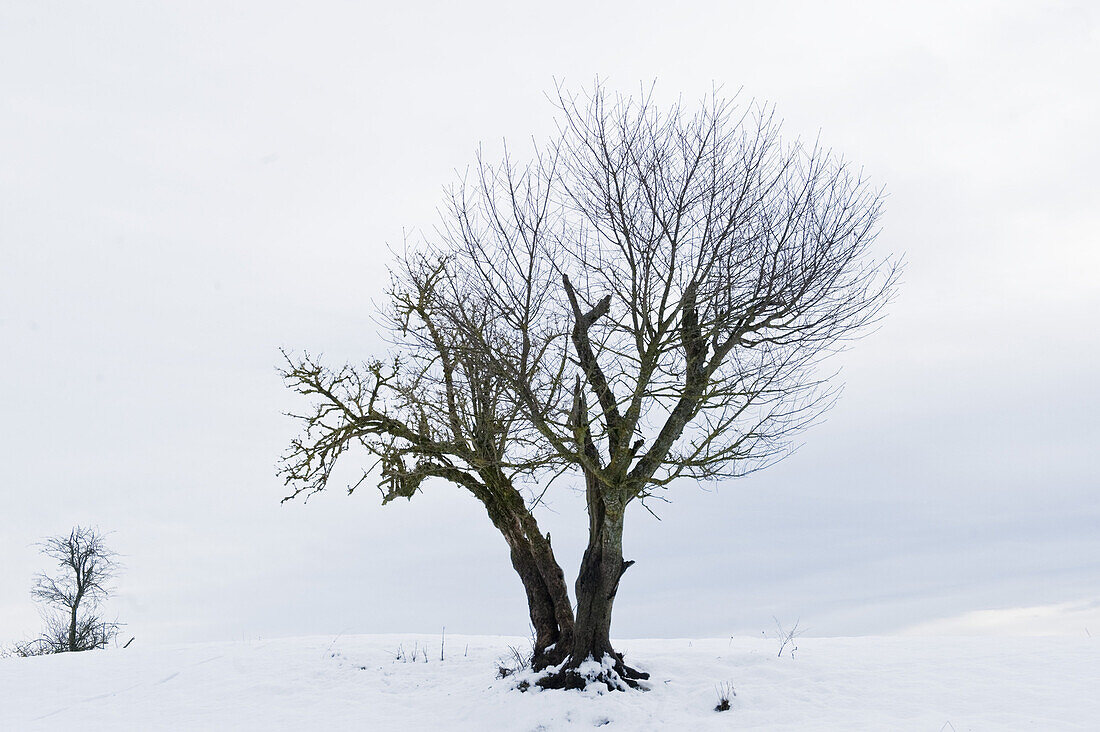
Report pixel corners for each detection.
[483,481,574,669]
[537,474,648,690]
[520,516,575,668]
[504,532,560,666]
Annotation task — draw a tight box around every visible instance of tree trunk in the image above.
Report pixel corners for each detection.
[538,476,648,690]
[483,484,575,670]
[68,605,78,652]
[504,534,562,667]
[520,520,574,668]
[570,505,623,663]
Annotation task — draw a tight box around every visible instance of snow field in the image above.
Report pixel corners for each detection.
[2,633,1097,730]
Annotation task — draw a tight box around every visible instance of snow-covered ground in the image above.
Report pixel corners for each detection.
[2,633,1096,730]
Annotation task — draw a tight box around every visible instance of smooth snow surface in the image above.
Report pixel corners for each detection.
[2,634,1096,730]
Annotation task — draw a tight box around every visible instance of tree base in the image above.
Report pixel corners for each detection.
[531,642,570,672]
[535,652,649,692]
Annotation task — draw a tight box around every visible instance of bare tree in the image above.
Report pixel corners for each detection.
[278,253,574,668]
[281,82,898,690]
[21,526,120,654]
[433,84,900,688]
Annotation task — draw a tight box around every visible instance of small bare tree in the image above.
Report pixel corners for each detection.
[21,526,120,654]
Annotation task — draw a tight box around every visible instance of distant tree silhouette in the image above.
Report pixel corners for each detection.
[10,526,120,656]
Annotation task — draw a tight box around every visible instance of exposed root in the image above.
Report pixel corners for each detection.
[531,641,570,672]
[535,652,649,692]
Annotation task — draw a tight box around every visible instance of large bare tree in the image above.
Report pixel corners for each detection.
[281,83,898,690]
[433,85,899,688]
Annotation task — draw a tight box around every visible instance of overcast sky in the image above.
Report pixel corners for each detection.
[2,1,1098,645]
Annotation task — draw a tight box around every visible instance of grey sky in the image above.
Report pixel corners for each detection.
[2,0,1097,644]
